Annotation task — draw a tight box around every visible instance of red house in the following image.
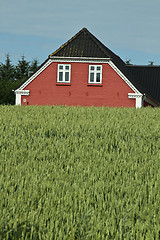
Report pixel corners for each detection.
[15,28,160,108]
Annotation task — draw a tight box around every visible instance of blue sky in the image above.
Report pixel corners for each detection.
[0,0,160,65]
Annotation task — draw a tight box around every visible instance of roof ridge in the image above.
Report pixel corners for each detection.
[84,30,114,58]
[50,28,119,59]
[84,29,123,61]
[50,28,87,57]
[49,28,125,66]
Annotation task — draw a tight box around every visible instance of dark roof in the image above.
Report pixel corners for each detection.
[50,28,132,85]
[17,28,160,105]
[50,28,160,104]
[50,28,122,59]
[126,65,160,104]
[49,28,140,90]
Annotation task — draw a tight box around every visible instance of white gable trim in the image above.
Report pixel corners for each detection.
[108,61,144,108]
[15,57,111,91]
[50,56,110,63]
[128,93,143,108]
[17,59,52,90]
[15,57,143,108]
[15,90,30,105]
[108,61,140,94]
[16,57,140,93]
[51,58,141,95]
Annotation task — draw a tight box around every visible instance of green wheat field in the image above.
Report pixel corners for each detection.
[0,105,160,240]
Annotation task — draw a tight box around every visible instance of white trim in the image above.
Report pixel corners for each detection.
[53,59,142,98]
[136,97,143,108]
[128,93,143,108]
[15,57,110,91]
[15,90,30,95]
[17,59,52,90]
[57,64,71,83]
[108,61,141,94]
[16,57,140,93]
[15,90,30,106]
[15,57,144,109]
[88,65,102,84]
[50,56,110,63]
[15,92,21,105]
[128,93,143,99]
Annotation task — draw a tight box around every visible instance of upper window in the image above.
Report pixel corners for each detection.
[57,64,71,83]
[88,65,102,84]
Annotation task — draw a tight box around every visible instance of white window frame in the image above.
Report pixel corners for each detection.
[57,64,71,83]
[88,65,102,84]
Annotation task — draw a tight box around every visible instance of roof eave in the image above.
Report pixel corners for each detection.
[49,56,111,61]
[143,94,160,107]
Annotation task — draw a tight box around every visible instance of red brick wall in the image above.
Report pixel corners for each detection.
[22,62,135,107]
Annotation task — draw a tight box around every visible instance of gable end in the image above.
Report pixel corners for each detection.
[17,59,52,91]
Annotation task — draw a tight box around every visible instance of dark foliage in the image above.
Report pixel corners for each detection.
[0,54,39,105]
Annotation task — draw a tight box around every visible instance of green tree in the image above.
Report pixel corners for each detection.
[0,54,17,104]
[29,58,39,74]
[15,55,30,81]
[0,53,15,81]
[0,54,39,105]
[0,80,20,105]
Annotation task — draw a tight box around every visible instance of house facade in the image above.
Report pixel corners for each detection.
[15,28,160,108]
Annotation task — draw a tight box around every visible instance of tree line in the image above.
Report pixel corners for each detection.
[0,54,39,105]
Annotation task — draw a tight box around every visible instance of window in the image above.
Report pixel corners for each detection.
[57,64,71,83]
[88,65,102,84]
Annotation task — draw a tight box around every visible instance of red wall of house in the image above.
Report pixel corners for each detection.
[21,62,135,107]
